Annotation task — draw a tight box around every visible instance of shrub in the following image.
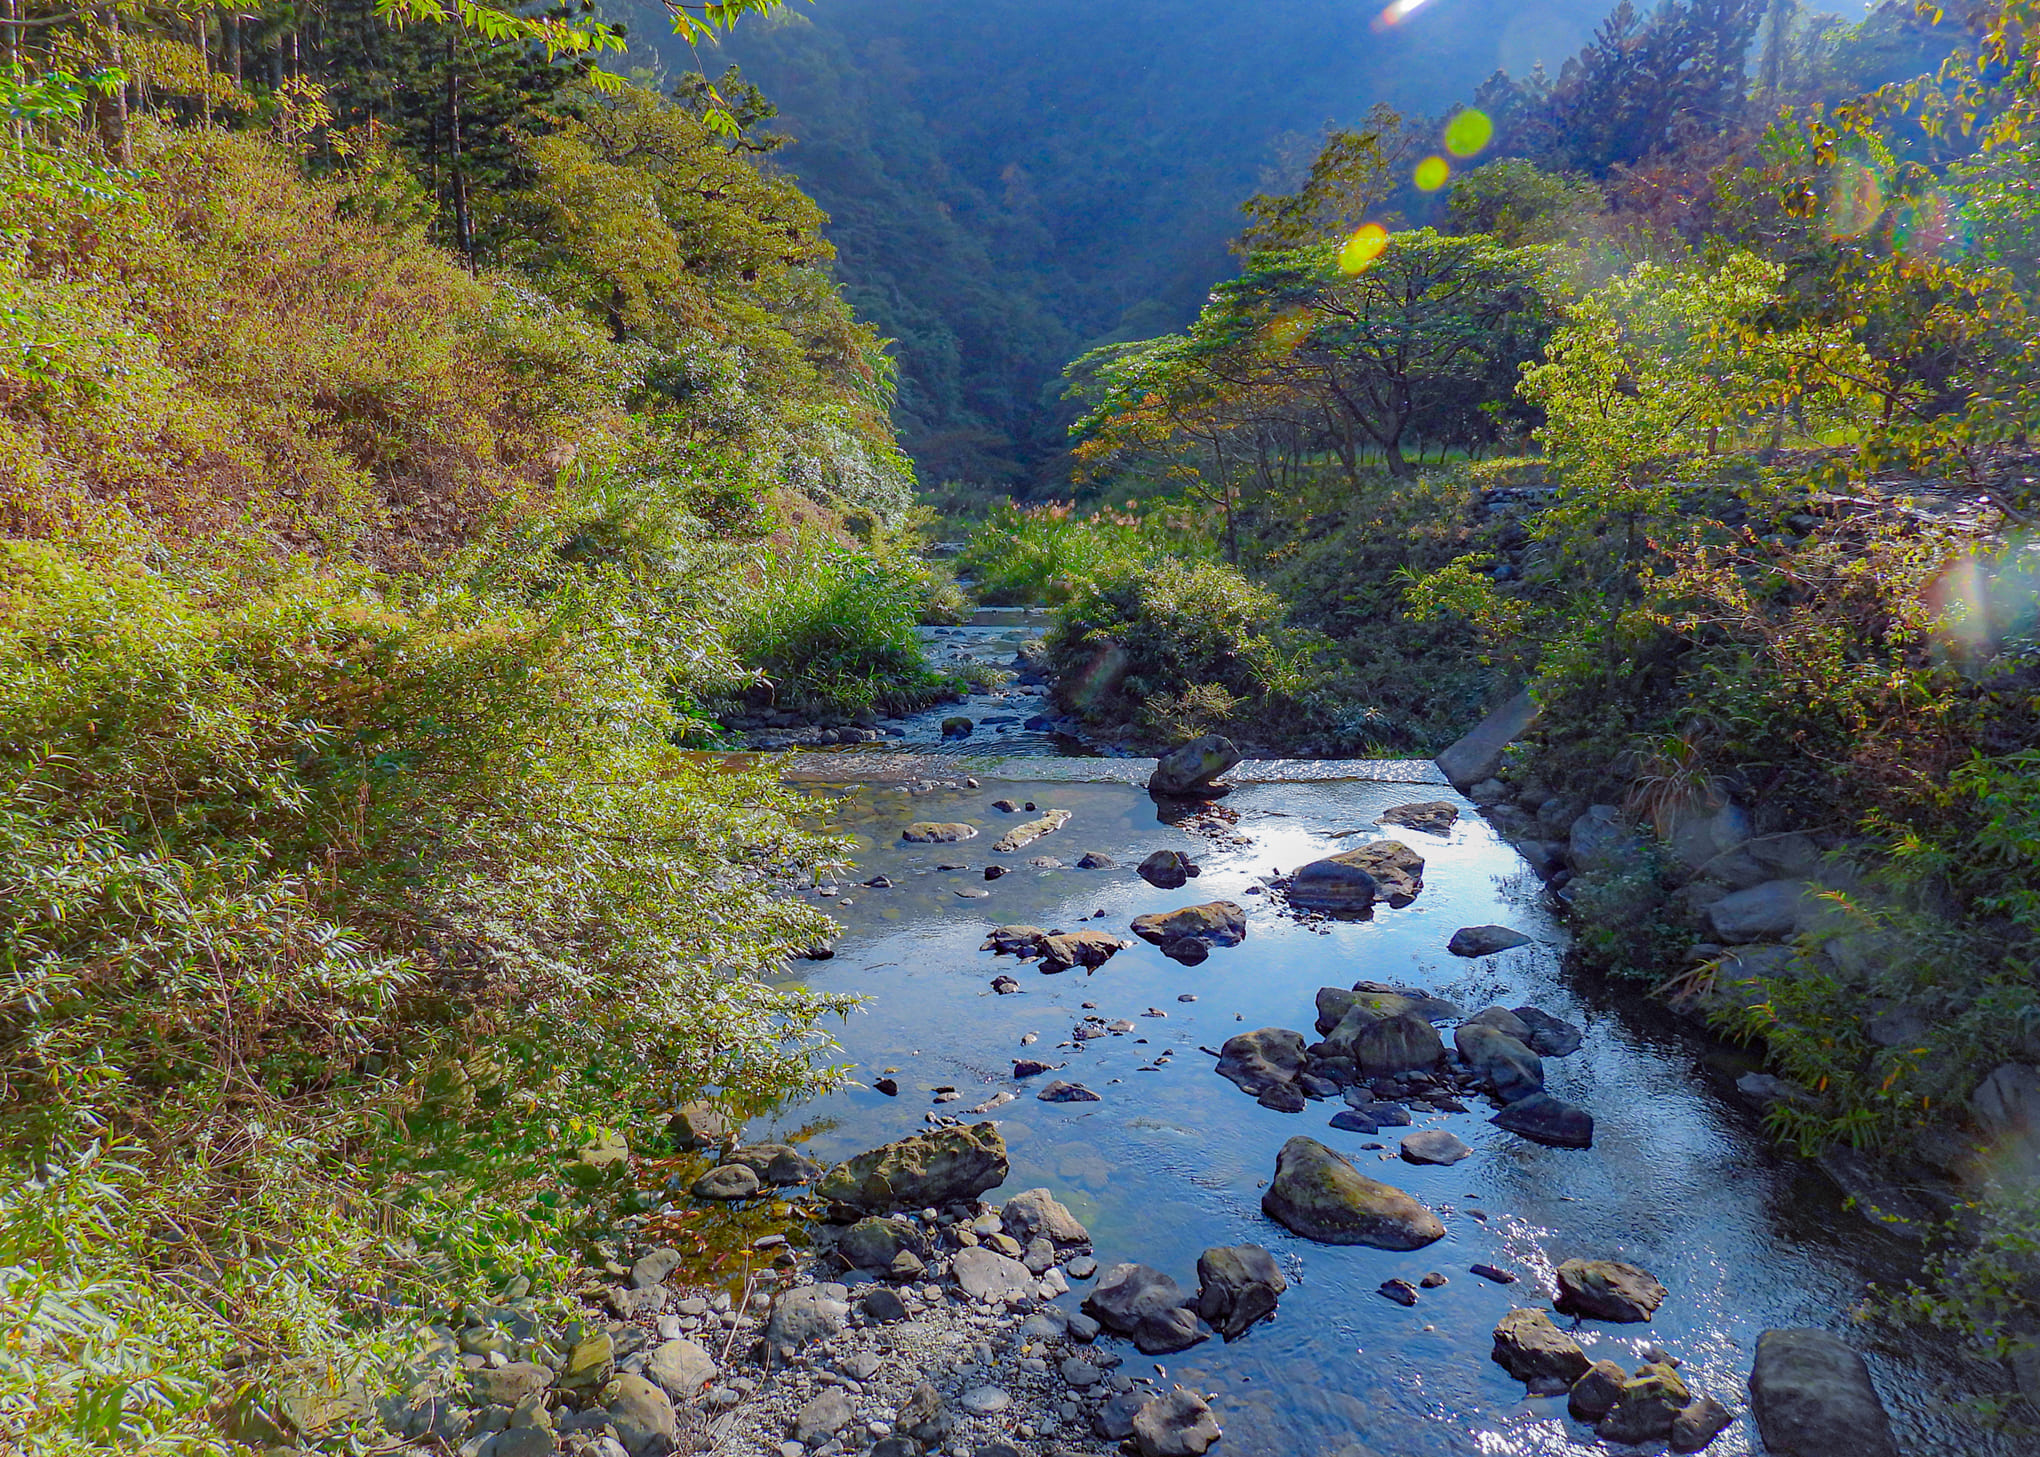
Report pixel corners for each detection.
[955,501,1187,605]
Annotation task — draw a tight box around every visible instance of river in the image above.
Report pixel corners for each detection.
[731,610,2005,1457]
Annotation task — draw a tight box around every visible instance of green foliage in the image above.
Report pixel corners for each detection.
[956,500,1192,606]
[1443,158,1606,247]
[1233,105,1416,252]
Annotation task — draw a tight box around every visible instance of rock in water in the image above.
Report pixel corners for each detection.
[1195,1244,1286,1339]
[691,1164,760,1200]
[1511,1005,1585,1057]
[1214,1027,1307,1098]
[667,1100,728,1150]
[1132,1386,1222,1456]
[1377,800,1459,836]
[1137,849,1198,888]
[1462,1005,1534,1042]
[1260,1136,1445,1249]
[1491,1092,1594,1148]
[1037,1079,1101,1103]
[1454,1023,1544,1102]
[1555,1258,1667,1322]
[815,1123,1009,1211]
[1401,1129,1473,1165]
[1130,901,1248,948]
[982,924,1050,956]
[1148,735,1241,797]
[1671,1395,1736,1452]
[1329,1009,1444,1076]
[1598,1364,1692,1444]
[1082,1264,1206,1354]
[1036,929,1127,973]
[1491,1308,1592,1393]
[1002,1187,1091,1245]
[1569,1359,1629,1420]
[1290,841,1426,911]
[902,821,978,843]
[1448,924,1533,957]
[1748,1329,1899,1457]
[993,809,1072,853]
[1076,851,1116,869]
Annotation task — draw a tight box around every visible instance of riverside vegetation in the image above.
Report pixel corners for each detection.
[0,3,986,1448]
[953,0,2040,1426]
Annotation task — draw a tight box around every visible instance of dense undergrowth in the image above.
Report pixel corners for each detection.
[0,57,934,1453]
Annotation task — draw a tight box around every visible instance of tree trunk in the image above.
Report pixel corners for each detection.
[445,32,474,271]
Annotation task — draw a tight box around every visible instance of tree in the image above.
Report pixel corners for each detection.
[1443,158,1605,246]
[1234,104,1415,252]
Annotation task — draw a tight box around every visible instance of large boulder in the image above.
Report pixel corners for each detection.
[1748,1329,1899,1457]
[1137,849,1198,888]
[1569,805,1643,873]
[1449,924,1533,957]
[982,924,1050,956]
[722,1143,822,1186]
[1707,880,1818,942]
[1130,901,1247,947]
[951,1246,1034,1302]
[1970,1062,2040,1169]
[1326,1008,1445,1076]
[1597,1364,1692,1444]
[604,1374,679,1457]
[1663,798,1753,872]
[1148,735,1242,797]
[1260,1136,1445,1249]
[1555,1259,1666,1322]
[1037,929,1128,973]
[1314,985,1456,1035]
[1001,1187,1091,1246]
[1195,1244,1286,1339]
[1435,689,1538,791]
[1377,800,1459,836]
[816,1123,1009,1211]
[641,1339,716,1404]
[838,1217,929,1272]
[1455,1023,1544,1103]
[1214,1028,1307,1098]
[1512,1005,1585,1057]
[1491,1308,1591,1393]
[1082,1264,1206,1354]
[1291,841,1425,911]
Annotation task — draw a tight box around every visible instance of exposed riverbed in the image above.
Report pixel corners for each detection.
[730,614,2007,1457]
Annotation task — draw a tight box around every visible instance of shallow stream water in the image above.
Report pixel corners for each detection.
[734,613,2004,1457]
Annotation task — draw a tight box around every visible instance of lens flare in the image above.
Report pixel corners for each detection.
[1265,307,1313,352]
[1826,159,1885,239]
[1930,541,2040,658]
[1414,156,1450,192]
[1374,0,1432,29]
[1444,109,1494,159]
[1894,191,1964,259]
[1339,223,1390,274]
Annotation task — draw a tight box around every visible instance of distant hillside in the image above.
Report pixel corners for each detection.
[615,0,1614,484]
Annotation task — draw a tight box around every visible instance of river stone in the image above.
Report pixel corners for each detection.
[1672,1395,1736,1452]
[839,1217,928,1272]
[723,1143,823,1186]
[1449,925,1533,957]
[1148,734,1241,797]
[1435,689,1538,790]
[1706,879,1817,941]
[485,1429,557,1457]
[961,1386,1010,1416]
[1137,849,1198,888]
[816,1122,1009,1211]
[630,1246,683,1291]
[1037,929,1127,973]
[862,1286,908,1322]
[1491,1092,1594,1147]
[1491,1308,1592,1392]
[1512,1005,1585,1057]
[1556,1259,1667,1322]
[1598,1363,1692,1444]
[1195,1244,1286,1339]
[1215,1027,1307,1097]
[1260,1136,1445,1248]
[471,1362,552,1407]
[763,1286,849,1359]
[1291,840,1426,911]
[1401,1129,1473,1165]
[1462,1005,1534,1042]
[792,1387,855,1446]
[1132,1386,1223,1456]
[641,1339,716,1404]
[1378,800,1459,836]
[902,822,978,843]
[1664,798,1754,871]
[1331,1008,1445,1075]
[691,1164,760,1200]
[1083,1263,1207,1353]
[1749,1328,1899,1457]
[1455,1023,1544,1102]
[1002,1187,1091,1245]
[983,924,1049,956]
[1130,901,1247,947]
[667,1101,728,1151]
[1569,1359,1629,1420]
[894,1383,952,1446]
[1076,851,1116,869]
[1037,1079,1101,1102]
[604,1374,678,1457]
[994,809,1072,853]
[952,1246,1035,1302]
[1569,805,1641,872]
[1093,1389,1147,1441]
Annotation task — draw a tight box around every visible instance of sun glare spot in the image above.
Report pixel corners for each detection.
[1374,0,1432,30]
[1414,156,1450,192]
[1444,109,1495,159]
[1340,223,1390,273]
[1895,190,1964,259]
[1826,159,1885,239]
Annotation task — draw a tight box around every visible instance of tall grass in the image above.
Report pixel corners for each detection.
[955,501,1189,605]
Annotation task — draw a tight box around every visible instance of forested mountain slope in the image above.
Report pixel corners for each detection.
[619,0,1615,483]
